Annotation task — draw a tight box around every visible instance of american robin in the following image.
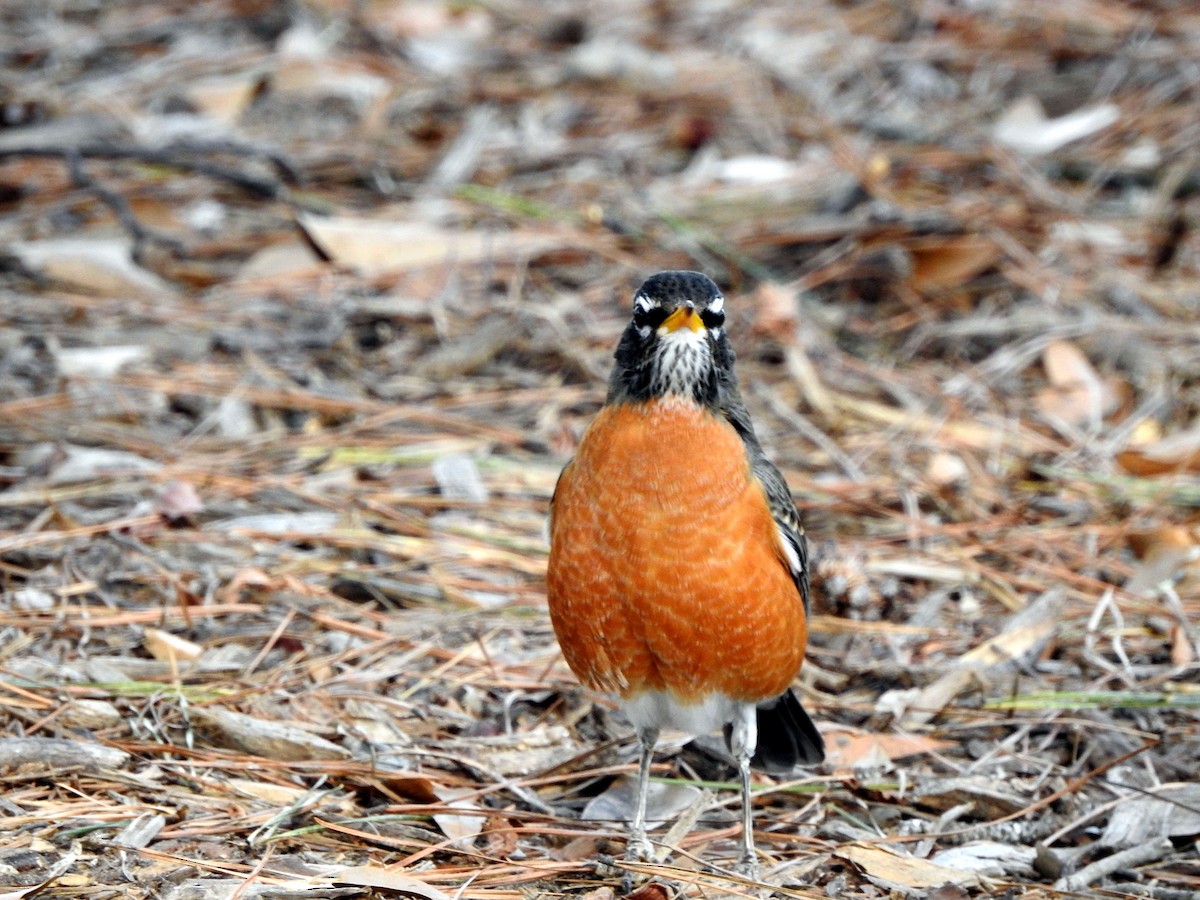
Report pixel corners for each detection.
[546,271,824,874]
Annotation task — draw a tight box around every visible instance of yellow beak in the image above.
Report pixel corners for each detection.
[660,306,705,334]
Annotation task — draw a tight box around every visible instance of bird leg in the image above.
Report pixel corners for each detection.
[730,706,760,879]
[626,726,659,863]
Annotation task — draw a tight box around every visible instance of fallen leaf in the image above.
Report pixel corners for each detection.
[227,778,309,804]
[431,787,485,845]
[184,74,261,124]
[1043,339,1097,389]
[9,237,175,298]
[144,628,204,664]
[993,96,1120,156]
[1125,526,1198,596]
[838,844,976,890]
[1035,339,1121,426]
[58,699,122,730]
[113,813,166,849]
[330,866,451,900]
[582,774,702,828]
[189,707,348,761]
[907,235,1000,292]
[626,885,671,900]
[1171,622,1195,667]
[431,453,488,502]
[157,480,204,522]
[236,239,325,281]
[824,731,953,769]
[47,445,162,484]
[1116,426,1200,475]
[298,212,568,276]
[930,841,1036,877]
[1100,783,1200,848]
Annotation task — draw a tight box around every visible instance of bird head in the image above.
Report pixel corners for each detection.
[609,271,733,405]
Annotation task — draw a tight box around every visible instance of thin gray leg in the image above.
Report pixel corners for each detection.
[627,726,658,862]
[729,704,759,877]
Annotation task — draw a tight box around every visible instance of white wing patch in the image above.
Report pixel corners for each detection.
[774,520,802,577]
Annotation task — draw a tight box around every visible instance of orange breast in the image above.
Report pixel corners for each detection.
[546,399,807,705]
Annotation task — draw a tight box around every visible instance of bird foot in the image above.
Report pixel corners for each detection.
[616,840,657,895]
[731,853,760,882]
[624,835,655,864]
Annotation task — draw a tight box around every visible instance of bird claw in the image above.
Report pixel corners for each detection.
[731,853,760,882]
[624,836,655,864]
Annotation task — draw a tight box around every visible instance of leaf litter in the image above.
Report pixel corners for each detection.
[1,1,1200,898]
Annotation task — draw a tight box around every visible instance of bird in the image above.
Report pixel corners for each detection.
[546,270,824,875]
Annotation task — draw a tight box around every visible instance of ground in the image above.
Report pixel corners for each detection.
[1,1,1199,898]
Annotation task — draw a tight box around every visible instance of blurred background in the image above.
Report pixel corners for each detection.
[1,1,1199,896]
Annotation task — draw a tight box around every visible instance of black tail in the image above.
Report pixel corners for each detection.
[749,689,825,774]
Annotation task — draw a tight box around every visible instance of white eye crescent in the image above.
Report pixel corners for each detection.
[708,295,724,315]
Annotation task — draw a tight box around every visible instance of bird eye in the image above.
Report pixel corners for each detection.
[633,306,668,330]
[701,309,725,329]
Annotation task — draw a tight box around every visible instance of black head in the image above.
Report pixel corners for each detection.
[607,271,735,405]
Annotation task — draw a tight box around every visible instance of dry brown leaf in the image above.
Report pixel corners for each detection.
[626,884,671,900]
[9,237,176,299]
[184,74,261,123]
[1043,339,1096,388]
[330,866,451,900]
[837,844,976,890]
[1116,426,1200,475]
[1035,339,1121,426]
[298,212,568,275]
[143,628,203,663]
[825,731,954,768]
[907,235,1000,292]
[1125,526,1199,596]
[156,480,204,522]
[959,616,1058,667]
[1170,623,1195,667]
[226,778,309,804]
[582,775,702,827]
[236,239,325,281]
[189,707,349,761]
[430,787,485,845]
[271,33,391,108]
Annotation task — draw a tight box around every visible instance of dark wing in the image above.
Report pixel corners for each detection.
[718,371,825,768]
[718,383,811,614]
